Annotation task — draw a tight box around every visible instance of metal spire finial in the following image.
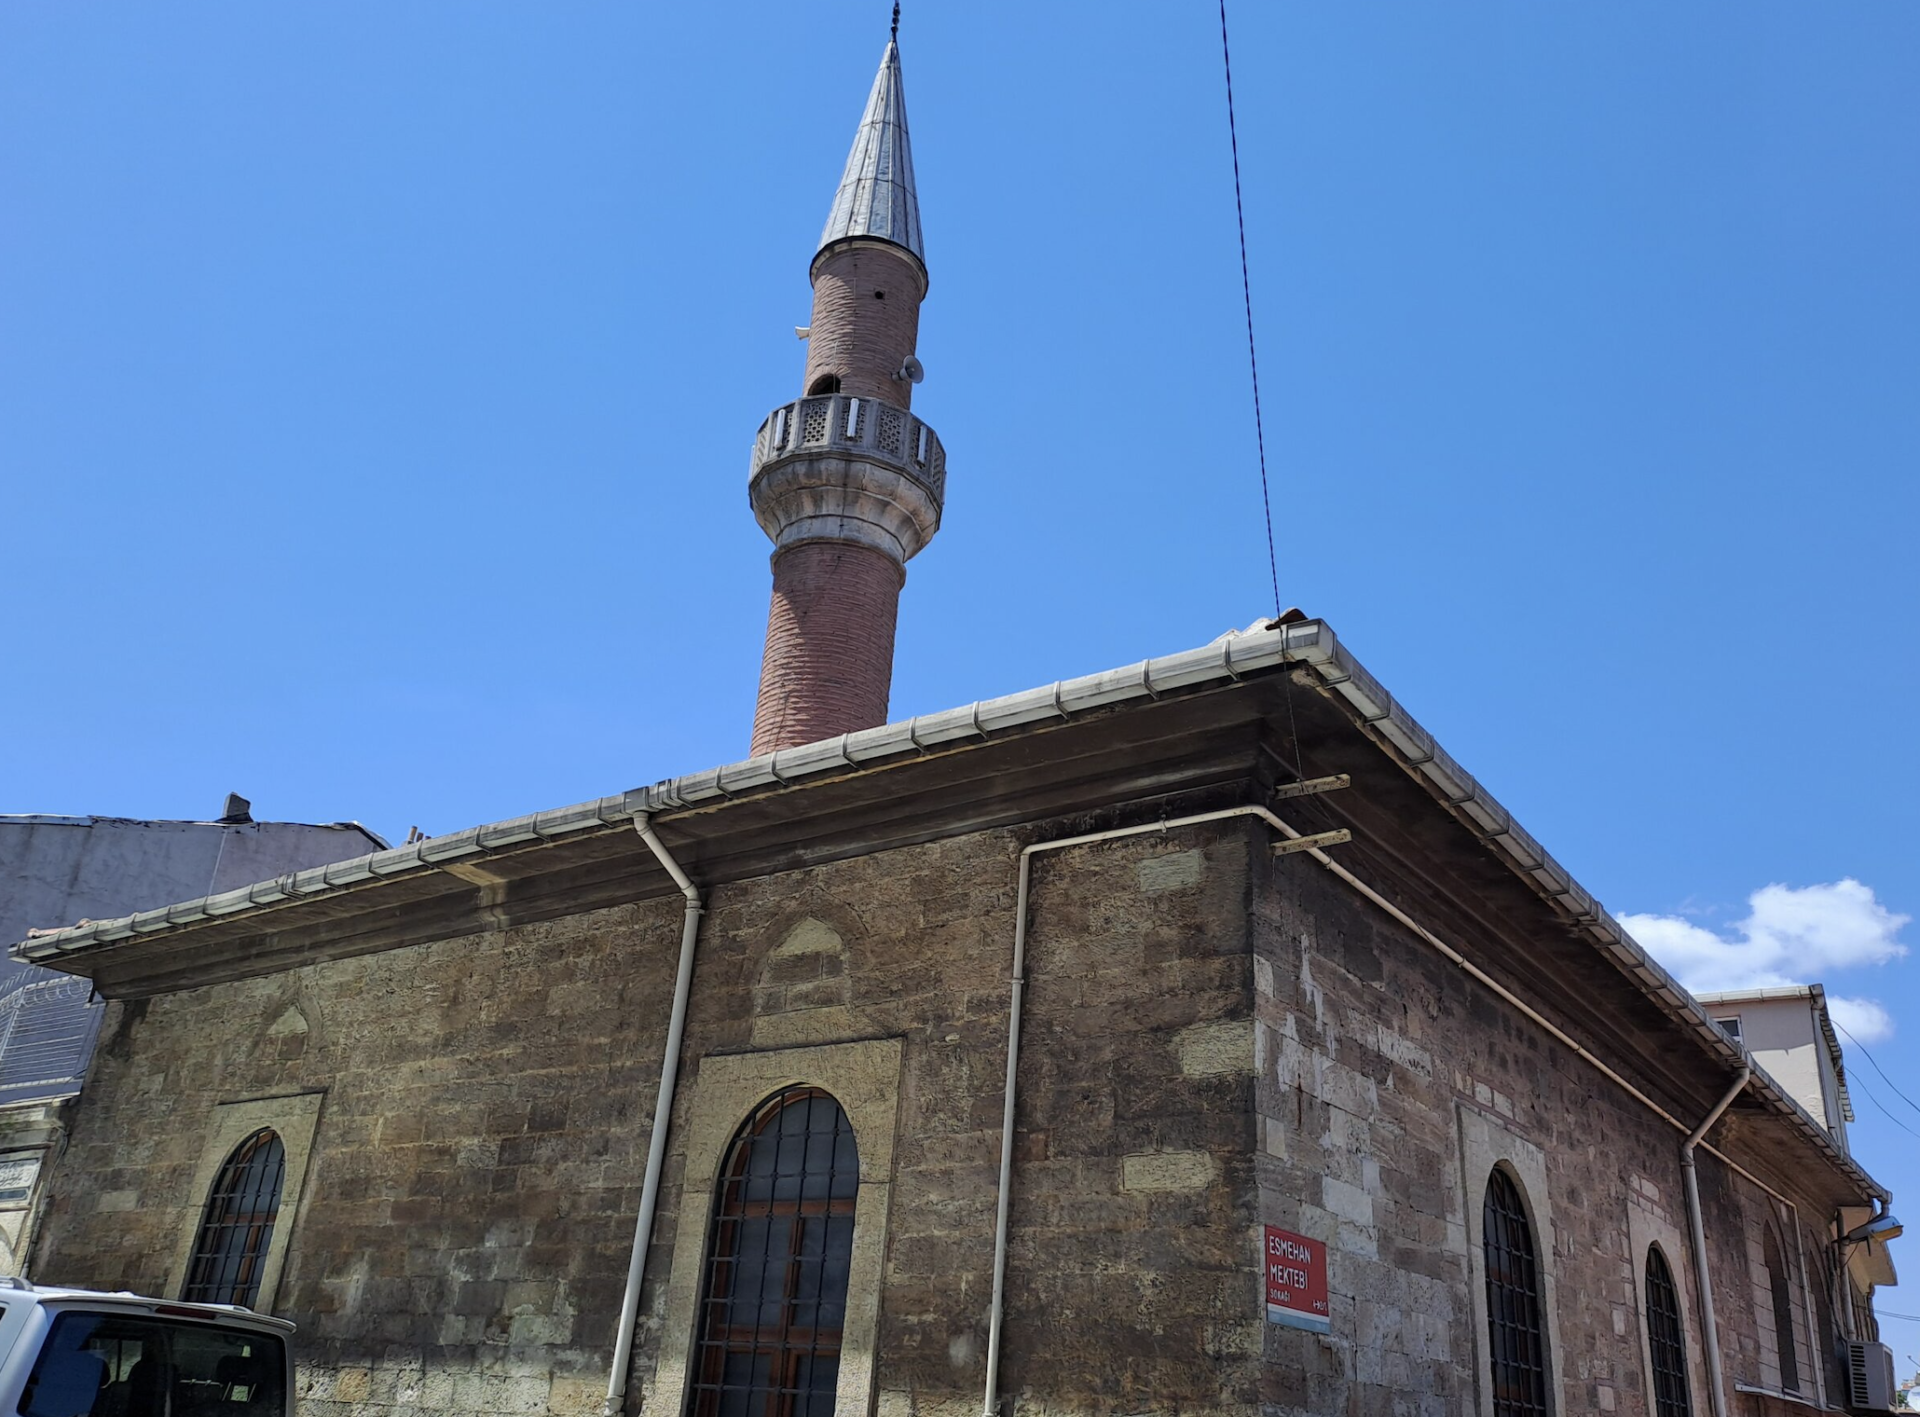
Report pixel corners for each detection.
[891,3,900,41]
[817,28,924,266]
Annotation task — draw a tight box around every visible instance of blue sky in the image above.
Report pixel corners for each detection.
[3,0,1916,1366]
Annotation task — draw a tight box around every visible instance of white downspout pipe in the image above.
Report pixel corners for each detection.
[983,803,1298,1417]
[604,813,705,1417]
[1683,1065,1749,1417]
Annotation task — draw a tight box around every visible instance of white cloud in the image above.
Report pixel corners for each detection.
[1827,995,1895,1045]
[1620,879,1908,1036]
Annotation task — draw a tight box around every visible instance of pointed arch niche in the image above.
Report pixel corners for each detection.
[751,916,856,1050]
[1761,1222,1803,1395]
[649,1040,902,1417]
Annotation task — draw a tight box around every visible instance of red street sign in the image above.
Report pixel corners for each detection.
[1263,1225,1330,1333]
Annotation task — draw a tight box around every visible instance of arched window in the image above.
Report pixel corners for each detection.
[807,374,841,396]
[692,1087,858,1417]
[1644,1246,1693,1417]
[1764,1225,1800,1394]
[1482,1168,1550,1417]
[182,1129,285,1307]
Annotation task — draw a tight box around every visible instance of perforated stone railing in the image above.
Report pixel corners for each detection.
[749,394,946,503]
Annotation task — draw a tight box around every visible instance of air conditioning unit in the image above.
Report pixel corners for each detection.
[1845,1340,1895,1411]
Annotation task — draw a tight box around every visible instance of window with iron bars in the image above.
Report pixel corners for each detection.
[1644,1246,1694,1417]
[691,1087,859,1417]
[182,1128,285,1308]
[1482,1167,1551,1417]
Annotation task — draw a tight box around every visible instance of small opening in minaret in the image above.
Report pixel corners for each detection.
[808,374,841,396]
[873,290,886,300]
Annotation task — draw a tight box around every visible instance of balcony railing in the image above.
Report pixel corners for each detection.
[750,394,946,503]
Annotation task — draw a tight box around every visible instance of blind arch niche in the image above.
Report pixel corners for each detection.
[692,1086,859,1417]
[1764,1224,1801,1394]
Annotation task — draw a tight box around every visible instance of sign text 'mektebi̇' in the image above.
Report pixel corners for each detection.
[1263,1225,1330,1333]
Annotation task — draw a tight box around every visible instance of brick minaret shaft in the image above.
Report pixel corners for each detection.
[747,37,945,757]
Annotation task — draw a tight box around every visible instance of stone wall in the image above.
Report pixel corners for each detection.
[32,819,1264,1417]
[28,809,1859,1416]
[1251,849,1849,1416]
[38,896,684,1416]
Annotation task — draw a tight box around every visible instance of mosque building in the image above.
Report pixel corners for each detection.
[11,26,1899,1417]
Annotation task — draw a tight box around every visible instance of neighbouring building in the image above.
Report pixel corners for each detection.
[9,27,1901,1417]
[0,798,383,1275]
[1696,986,1855,1151]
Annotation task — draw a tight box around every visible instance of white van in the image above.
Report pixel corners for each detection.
[0,1279,293,1416]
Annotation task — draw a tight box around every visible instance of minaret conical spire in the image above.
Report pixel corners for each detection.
[818,37,923,268]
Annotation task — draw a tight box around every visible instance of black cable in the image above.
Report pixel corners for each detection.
[1219,0,1281,621]
[1834,1018,1920,1121]
[1847,1066,1920,1144]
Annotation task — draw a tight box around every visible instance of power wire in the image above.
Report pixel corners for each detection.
[1219,0,1281,621]
[1846,1066,1920,1144]
[1834,1018,1920,1122]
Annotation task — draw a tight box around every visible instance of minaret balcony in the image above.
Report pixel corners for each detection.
[751,394,946,500]
[748,394,947,565]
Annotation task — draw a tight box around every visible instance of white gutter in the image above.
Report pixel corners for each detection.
[604,814,704,1417]
[1683,1065,1749,1417]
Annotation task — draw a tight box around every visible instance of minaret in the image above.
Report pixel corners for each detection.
[747,27,945,756]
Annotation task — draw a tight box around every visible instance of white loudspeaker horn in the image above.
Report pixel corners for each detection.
[896,355,925,385]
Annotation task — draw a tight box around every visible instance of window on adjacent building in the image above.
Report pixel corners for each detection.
[1764,1224,1800,1394]
[1644,1246,1693,1417]
[182,1129,285,1308]
[1482,1167,1551,1417]
[691,1087,859,1417]
[1713,1016,1743,1043]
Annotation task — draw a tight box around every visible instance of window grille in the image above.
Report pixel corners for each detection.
[876,406,903,455]
[1645,1247,1693,1417]
[1482,1168,1550,1417]
[692,1087,859,1417]
[182,1129,285,1307]
[801,400,830,444]
[1765,1225,1800,1394]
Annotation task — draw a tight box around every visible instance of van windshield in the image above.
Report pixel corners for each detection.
[18,1310,285,1416]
